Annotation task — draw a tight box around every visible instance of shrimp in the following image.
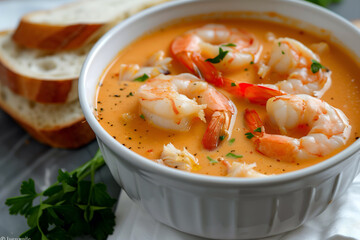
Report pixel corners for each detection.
[170,24,261,86]
[156,143,199,171]
[223,160,267,178]
[119,50,172,81]
[244,94,351,162]
[137,73,237,150]
[258,37,331,98]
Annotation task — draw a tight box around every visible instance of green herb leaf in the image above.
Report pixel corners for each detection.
[281,50,285,55]
[226,152,243,159]
[228,138,235,145]
[20,178,36,195]
[222,43,237,47]
[305,0,342,7]
[6,150,117,240]
[278,42,281,47]
[207,156,218,164]
[254,127,262,133]
[245,132,255,139]
[219,135,225,141]
[133,73,149,82]
[205,47,228,64]
[140,114,145,120]
[250,61,254,65]
[311,59,326,73]
[231,82,236,87]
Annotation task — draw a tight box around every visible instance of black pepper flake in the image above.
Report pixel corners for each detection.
[128,137,132,140]
[139,142,142,144]
[97,101,101,104]
[282,169,285,172]
[297,163,300,165]
[120,88,124,91]
[134,129,137,131]
[129,147,132,149]
[113,136,116,139]
[100,118,103,120]
[114,94,120,97]
[100,108,104,111]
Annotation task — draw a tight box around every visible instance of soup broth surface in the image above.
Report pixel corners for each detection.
[96,18,360,176]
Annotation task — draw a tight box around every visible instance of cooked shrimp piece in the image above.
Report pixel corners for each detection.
[137,73,237,150]
[157,143,199,171]
[119,50,172,81]
[223,160,267,178]
[258,37,331,98]
[171,24,261,86]
[244,94,351,162]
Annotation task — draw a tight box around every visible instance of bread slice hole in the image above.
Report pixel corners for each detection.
[38,60,57,71]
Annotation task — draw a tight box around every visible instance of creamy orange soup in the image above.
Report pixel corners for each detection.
[96,18,360,176]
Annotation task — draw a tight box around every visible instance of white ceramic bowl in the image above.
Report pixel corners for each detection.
[79,0,360,239]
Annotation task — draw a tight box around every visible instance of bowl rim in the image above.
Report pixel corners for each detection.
[79,0,360,187]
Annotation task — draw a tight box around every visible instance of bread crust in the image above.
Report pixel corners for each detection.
[13,20,103,51]
[0,98,95,149]
[0,59,78,103]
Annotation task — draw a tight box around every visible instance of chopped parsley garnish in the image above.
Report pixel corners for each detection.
[311,59,327,73]
[231,82,237,87]
[207,156,218,164]
[226,152,243,159]
[205,47,228,64]
[219,135,225,141]
[278,42,281,47]
[133,73,149,82]
[245,132,255,139]
[250,61,254,65]
[244,68,248,71]
[140,114,145,120]
[228,138,235,145]
[281,50,285,55]
[254,127,262,133]
[222,43,237,47]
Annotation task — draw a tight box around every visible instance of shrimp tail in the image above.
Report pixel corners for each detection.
[202,111,226,150]
[231,83,284,105]
[244,108,264,133]
[172,51,224,87]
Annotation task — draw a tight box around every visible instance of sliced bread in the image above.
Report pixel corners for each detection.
[0,30,89,103]
[0,83,95,148]
[12,0,168,51]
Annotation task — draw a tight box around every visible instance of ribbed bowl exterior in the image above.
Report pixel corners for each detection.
[79,0,360,239]
[98,138,360,239]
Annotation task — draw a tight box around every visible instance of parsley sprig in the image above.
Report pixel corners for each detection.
[205,47,228,64]
[6,150,116,240]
